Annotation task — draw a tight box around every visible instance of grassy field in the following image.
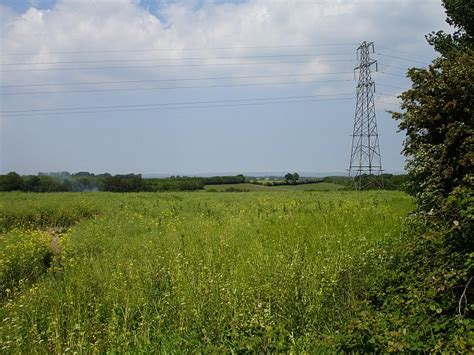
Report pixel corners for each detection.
[0,191,412,352]
[272,182,344,191]
[204,183,272,191]
[204,182,343,191]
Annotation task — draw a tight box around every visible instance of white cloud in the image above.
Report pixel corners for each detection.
[0,0,450,174]
[1,0,447,72]
[0,0,449,109]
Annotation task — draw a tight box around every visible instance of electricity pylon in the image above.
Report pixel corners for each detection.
[348,41,383,190]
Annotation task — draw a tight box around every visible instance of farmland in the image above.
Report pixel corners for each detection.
[204,182,344,192]
[0,191,412,352]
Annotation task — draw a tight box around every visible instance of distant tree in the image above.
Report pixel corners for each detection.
[62,179,73,192]
[293,173,300,183]
[74,171,94,177]
[284,173,300,184]
[102,174,143,192]
[77,177,95,189]
[23,176,42,192]
[34,176,63,192]
[0,172,23,191]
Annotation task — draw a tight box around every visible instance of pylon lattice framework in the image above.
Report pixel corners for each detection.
[348,41,383,190]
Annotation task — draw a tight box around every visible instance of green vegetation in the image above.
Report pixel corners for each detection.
[0,230,51,300]
[0,173,247,193]
[0,170,409,193]
[284,172,300,184]
[204,182,343,192]
[272,182,344,191]
[0,1,471,352]
[0,193,98,232]
[205,183,270,191]
[322,0,473,351]
[318,174,409,191]
[0,191,412,352]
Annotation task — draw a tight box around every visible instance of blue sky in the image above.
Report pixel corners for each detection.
[1,0,247,18]
[1,0,56,12]
[0,0,449,175]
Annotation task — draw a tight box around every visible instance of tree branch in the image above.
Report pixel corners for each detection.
[458,276,473,317]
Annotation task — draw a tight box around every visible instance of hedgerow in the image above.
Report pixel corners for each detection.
[321,0,473,350]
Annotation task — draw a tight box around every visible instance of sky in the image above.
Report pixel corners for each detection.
[0,0,450,176]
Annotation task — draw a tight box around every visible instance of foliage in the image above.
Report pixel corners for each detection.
[284,172,300,184]
[143,177,205,191]
[0,172,23,192]
[202,174,246,185]
[0,230,52,300]
[0,193,98,232]
[393,53,473,213]
[320,174,409,191]
[223,187,250,192]
[102,174,144,192]
[0,173,248,193]
[204,182,344,192]
[0,171,409,193]
[322,0,474,351]
[426,0,474,55]
[320,212,473,352]
[0,191,412,352]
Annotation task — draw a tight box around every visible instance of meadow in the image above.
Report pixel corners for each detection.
[204,182,344,192]
[0,190,412,352]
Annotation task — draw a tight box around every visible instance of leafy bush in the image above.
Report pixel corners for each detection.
[321,0,474,350]
[0,230,52,299]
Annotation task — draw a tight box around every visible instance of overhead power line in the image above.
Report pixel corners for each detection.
[0,71,354,89]
[377,91,403,98]
[376,46,435,62]
[2,93,353,114]
[375,92,404,108]
[376,101,401,108]
[0,52,354,66]
[377,83,407,90]
[1,78,354,96]
[0,43,359,57]
[379,64,415,71]
[375,52,430,66]
[377,71,407,78]
[375,99,402,108]
[2,95,355,118]
[0,59,357,73]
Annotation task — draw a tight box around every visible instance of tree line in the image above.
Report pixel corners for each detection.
[0,172,246,192]
[0,171,409,192]
[250,173,409,190]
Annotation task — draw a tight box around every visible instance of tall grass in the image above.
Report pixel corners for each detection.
[0,191,412,352]
[0,230,51,299]
[0,192,98,232]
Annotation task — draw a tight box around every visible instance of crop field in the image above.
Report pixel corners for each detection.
[272,182,344,191]
[204,182,343,191]
[0,191,412,352]
[204,183,272,191]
